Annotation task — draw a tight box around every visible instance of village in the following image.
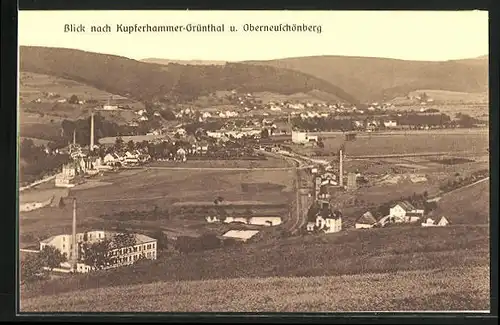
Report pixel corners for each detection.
[18,92,478,277]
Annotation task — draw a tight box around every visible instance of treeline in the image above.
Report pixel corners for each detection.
[20,46,359,104]
[292,112,483,131]
[19,138,70,184]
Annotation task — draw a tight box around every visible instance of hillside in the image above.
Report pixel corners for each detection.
[141,58,227,66]
[430,178,489,224]
[21,224,489,300]
[20,46,359,104]
[243,55,488,102]
[21,265,489,312]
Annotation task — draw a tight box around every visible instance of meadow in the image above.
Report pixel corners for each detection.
[21,264,489,312]
[20,224,489,300]
[315,131,489,157]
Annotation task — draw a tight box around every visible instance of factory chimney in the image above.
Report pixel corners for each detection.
[73,129,76,146]
[90,111,95,152]
[72,198,77,270]
[339,147,344,188]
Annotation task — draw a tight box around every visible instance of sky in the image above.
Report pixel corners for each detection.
[18,10,489,62]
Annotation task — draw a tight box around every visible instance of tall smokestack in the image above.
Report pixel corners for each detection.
[72,198,77,269]
[73,129,76,146]
[339,149,344,187]
[90,112,95,152]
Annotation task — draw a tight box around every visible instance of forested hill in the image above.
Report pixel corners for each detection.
[243,55,488,102]
[19,46,359,105]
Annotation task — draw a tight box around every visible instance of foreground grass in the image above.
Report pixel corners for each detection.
[21,265,489,312]
[21,225,489,299]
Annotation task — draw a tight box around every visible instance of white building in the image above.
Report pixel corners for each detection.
[306,201,342,234]
[55,163,77,188]
[421,216,450,227]
[39,230,157,273]
[389,201,424,223]
[222,230,259,242]
[384,120,398,128]
[291,131,318,144]
[221,216,282,226]
[102,105,118,110]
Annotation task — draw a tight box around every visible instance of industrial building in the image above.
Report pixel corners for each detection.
[39,198,157,273]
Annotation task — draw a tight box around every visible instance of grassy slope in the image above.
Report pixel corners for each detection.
[21,265,489,312]
[243,56,488,102]
[20,46,359,104]
[21,224,489,300]
[430,179,490,224]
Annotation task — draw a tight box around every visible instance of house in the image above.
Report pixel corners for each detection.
[384,120,398,128]
[206,216,220,223]
[306,201,342,234]
[139,116,149,121]
[176,148,187,161]
[40,230,157,273]
[355,211,377,229]
[437,216,450,226]
[389,201,424,223]
[421,218,436,227]
[103,153,120,165]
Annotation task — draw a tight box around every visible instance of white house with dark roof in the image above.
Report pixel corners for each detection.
[306,201,342,234]
[389,201,424,223]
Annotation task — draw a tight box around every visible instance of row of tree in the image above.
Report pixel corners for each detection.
[19,138,71,184]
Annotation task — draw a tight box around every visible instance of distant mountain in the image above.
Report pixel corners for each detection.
[19,46,359,104]
[243,55,488,102]
[141,58,227,66]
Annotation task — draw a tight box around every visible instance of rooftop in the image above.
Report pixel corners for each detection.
[222,230,259,241]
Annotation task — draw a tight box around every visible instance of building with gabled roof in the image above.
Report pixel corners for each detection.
[389,201,424,223]
[355,211,377,229]
[306,200,342,234]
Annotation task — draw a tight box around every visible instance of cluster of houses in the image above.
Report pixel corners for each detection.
[354,200,450,229]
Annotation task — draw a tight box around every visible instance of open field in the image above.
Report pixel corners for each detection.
[147,157,290,169]
[19,167,294,247]
[20,224,489,300]
[19,72,143,108]
[21,264,489,312]
[305,131,489,157]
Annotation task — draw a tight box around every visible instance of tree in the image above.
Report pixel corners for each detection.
[151,230,168,250]
[113,232,137,249]
[114,136,124,151]
[80,238,113,271]
[38,246,66,271]
[68,94,79,104]
[127,140,136,152]
[159,109,176,121]
[20,254,47,283]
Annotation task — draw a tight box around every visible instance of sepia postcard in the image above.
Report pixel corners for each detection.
[17,10,491,314]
